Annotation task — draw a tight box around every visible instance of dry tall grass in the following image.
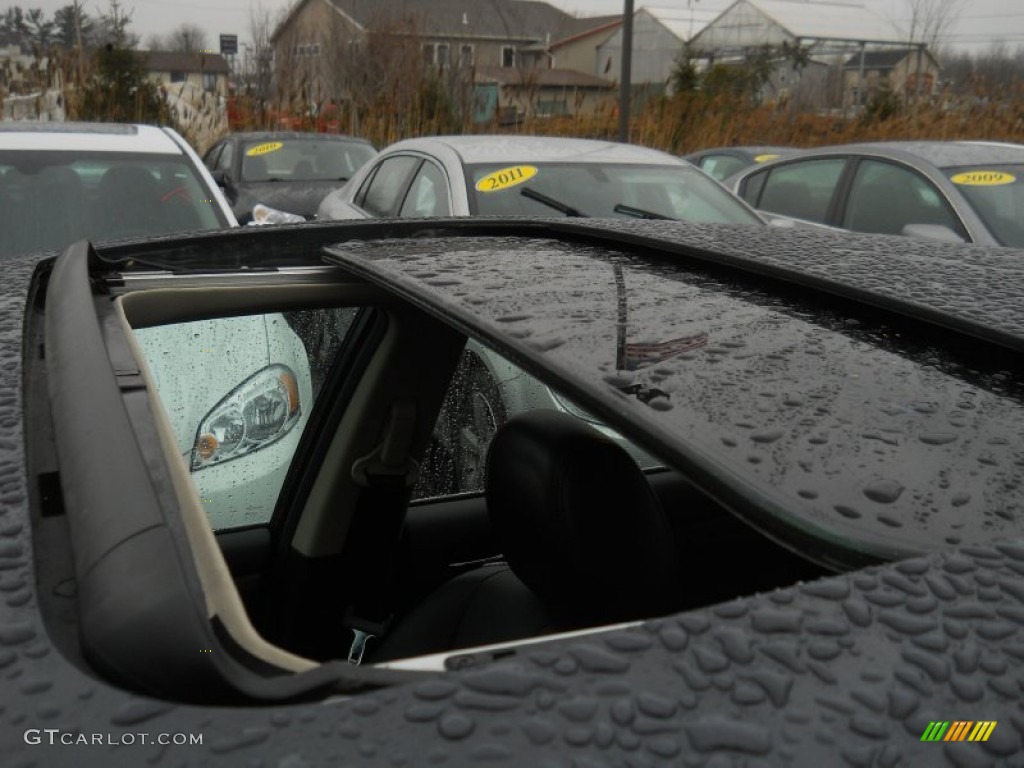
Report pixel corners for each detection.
[230,86,1024,154]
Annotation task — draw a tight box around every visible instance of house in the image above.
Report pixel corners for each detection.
[144,51,230,98]
[596,3,733,89]
[270,0,621,119]
[473,65,615,122]
[541,15,621,75]
[843,47,939,106]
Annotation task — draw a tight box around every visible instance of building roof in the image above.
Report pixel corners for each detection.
[694,0,904,49]
[144,51,230,75]
[644,2,735,43]
[276,0,597,43]
[474,65,615,89]
[545,17,621,52]
[842,48,930,70]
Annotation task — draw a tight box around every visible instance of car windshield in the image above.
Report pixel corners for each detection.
[0,150,226,257]
[942,163,1024,247]
[465,162,763,224]
[241,139,376,182]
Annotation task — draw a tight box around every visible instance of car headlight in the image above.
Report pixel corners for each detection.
[191,364,301,471]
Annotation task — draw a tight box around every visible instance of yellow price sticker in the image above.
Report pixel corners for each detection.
[246,141,284,157]
[754,153,780,163]
[950,170,1016,186]
[475,165,539,193]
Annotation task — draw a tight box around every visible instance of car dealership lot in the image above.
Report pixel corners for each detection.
[2,218,1024,765]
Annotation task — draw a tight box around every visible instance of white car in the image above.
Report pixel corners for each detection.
[0,122,313,528]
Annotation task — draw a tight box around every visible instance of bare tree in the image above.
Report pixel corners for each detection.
[164,22,209,53]
[898,0,963,51]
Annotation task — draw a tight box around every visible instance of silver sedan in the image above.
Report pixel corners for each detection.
[726,140,1024,247]
[318,134,765,225]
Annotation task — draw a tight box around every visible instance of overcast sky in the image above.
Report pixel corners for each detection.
[16,0,1024,53]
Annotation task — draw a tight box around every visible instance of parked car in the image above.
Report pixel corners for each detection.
[681,144,796,181]
[727,140,1024,246]
[0,121,311,530]
[204,131,377,223]
[0,121,234,256]
[4,217,1023,764]
[317,135,766,225]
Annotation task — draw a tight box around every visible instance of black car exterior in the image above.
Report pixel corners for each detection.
[3,219,1024,766]
[203,131,376,223]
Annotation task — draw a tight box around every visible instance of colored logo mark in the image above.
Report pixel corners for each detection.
[920,721,997,742]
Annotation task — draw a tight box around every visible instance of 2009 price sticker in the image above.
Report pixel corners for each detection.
[246,141,284,157]
[950,170,1016,186]
[475,165,539,192]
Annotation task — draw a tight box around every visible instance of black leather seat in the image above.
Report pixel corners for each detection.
[369,409,682,662]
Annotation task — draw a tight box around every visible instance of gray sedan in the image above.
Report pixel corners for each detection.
[318,135,765,225]
[727,140,1024,246]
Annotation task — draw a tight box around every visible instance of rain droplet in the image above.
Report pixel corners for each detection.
[920,433,957,445]
[863,480,904,504]
[835,505,862,519]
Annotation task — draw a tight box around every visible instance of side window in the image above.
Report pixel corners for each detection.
[215,142,234,173]
[133,308,359,530]
[203,144,223,171]
[738,169,767,205]
[412,343,658,500]
[757,159,845,224]
[843,159,965,238]
[358,156,421,217]
[399,161,451,217]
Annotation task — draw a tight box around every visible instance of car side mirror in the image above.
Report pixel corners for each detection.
[901,223,966,244]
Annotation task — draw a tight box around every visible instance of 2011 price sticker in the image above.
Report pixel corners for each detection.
[475,165,539,192]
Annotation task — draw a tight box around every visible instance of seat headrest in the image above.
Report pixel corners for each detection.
[485,409,680,622]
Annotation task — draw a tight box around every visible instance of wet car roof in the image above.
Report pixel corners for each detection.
[325,221,1024,567]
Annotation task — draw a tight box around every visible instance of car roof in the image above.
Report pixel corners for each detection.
[4,221,1024,761]
[324,218,1024,568]
[0,121,183,154]
[777,140,1024,169]
[383,135,684,165]
[228,131,374,145]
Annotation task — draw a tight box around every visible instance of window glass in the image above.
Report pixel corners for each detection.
[240,139,375,182]
[466,162,762,224]
[413,343,658,501]
[215,142,234,173]
[757,158,845,223]
[700,154,747,182]
[0,150,227,257]
[359,156,420,217]
[844,159,965,238]
[400,162,451,217]
[133,308,358,530]
[203,144,223,171]
[941,163,1024,247]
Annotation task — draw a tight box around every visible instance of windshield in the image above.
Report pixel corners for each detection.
[241,139,376,182]
[0,150,227,258]
[942,164,1024,247]
[465,162,764,224]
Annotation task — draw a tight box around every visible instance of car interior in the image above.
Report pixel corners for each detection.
[29,237,832,704]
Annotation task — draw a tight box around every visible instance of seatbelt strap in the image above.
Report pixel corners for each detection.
[344,401,419,664]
